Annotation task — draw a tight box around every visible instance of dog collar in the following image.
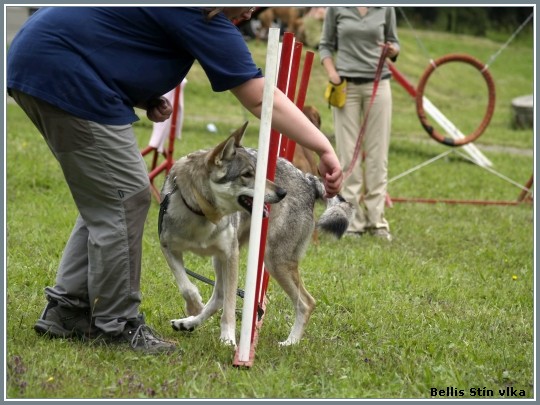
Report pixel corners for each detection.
[179,188,205,218]
[191,187,224,224]
[158,177,224,233]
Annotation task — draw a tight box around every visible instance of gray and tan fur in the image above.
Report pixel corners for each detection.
[159,122,353,346]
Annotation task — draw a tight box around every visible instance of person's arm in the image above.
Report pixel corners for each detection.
[321,57,341,85]
[385,7,400,62]
[230,77,342,197]
[318,8,341,85]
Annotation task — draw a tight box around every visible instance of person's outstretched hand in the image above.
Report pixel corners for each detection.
[318,151,343,198]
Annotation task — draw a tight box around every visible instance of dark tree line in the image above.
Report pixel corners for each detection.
[397,7,534,37]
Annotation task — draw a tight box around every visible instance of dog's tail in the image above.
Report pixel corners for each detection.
[308,174,354,239]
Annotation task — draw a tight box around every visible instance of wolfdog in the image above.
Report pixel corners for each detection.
[159,122,353,346]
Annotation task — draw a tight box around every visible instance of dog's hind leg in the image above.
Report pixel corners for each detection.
[266,261,316,346]
[161,247,204,317]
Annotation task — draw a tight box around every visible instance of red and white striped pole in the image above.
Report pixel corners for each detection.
[234,28,281,366]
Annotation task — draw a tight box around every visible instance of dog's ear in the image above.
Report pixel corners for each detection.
[207,135,237,167]
[206,122,248,167]
[231,121,248,147]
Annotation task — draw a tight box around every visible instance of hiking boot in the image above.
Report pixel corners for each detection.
[93,314,177,355]
[369,228,393,242]
[34,298,93,338]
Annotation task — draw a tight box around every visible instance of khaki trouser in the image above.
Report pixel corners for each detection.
[333,79,392,233]
[11,90,151,335]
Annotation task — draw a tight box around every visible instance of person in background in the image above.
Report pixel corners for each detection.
[319,6,399,241]
[7,7,342,355]
[299,7,327,49]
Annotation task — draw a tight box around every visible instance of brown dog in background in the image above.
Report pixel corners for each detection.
[256,7,305,40]
[293,105,323,243]
[292,105,321,176]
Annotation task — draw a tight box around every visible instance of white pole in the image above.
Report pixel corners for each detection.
[422,96,493,167]
[237,28,281,363]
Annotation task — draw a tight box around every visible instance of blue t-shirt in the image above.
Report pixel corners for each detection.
[7,7,262,125]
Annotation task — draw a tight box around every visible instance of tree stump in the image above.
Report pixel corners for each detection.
[511,94,533,129]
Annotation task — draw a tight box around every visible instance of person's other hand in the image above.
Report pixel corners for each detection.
[381,42,399,59]
[147,97,173,122]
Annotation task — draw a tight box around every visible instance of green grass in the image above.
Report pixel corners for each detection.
[5,27,534,399]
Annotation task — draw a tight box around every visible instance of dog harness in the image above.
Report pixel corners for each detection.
[158,179,178,237]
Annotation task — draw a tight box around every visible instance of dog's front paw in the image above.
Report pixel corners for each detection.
[171,317,197,332]
[219,335,237,348]
[219,324,236,347]
[278,336,300,347]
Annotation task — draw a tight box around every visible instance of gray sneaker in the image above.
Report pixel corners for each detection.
[370,228,393,242]
[93,315,177,355]
[34,298,93,338]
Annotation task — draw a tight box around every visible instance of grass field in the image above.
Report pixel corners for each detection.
[5,24,534,400]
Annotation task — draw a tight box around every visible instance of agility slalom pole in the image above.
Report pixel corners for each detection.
[253,32,295,331]
[284,49,315,162]
[254,39,319,352]
[257,43,317,307]
[258,33,298,305]
[387,62,492,168]
[233,32,298,367]
[279,40,303,158]
[235,28,281,365]
[257,41,313,301]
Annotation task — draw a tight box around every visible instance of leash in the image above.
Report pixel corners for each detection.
[184,268,247,300]
[343,42,390,180]
[183,270,264,321]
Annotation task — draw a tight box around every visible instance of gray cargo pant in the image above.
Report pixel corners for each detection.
[11,90,151,335]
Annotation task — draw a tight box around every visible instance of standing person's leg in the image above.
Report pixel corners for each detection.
[12,90,148,332]
[11,91,175,353]
[77,121,151,333]
[361,80,392,235]
[10,90,95,336]
[333,82,366,234]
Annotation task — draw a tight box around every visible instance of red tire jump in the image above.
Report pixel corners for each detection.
[415,54,496,147]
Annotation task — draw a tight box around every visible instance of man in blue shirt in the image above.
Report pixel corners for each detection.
[7,7,343,354]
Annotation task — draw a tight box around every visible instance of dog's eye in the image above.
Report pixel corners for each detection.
[241,171,254,179]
